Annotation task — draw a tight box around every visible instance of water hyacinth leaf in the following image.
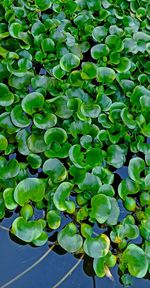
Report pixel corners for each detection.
[91,44,110,60]
[106,198,120,225]
[60,53,80,72]
[116,57,131,73]
[11,217,43,242]
[107,145,126,168]
[86,148,103,167]
[3,188,17,210]
[69,144,84,168]
[79,173,101,193]
[0,158,20,179]
[57,223,83,253]
[41,38,55,52]
[35,0,52,11]
[0,83,14,106]
[16,129,30,155]
[105,35,123,52]
[0,134,8,150]
[9,22,23,38]
[46,210,61,229]
[32,231,48,246]
[33,113,57,130]
[27,134,48,153]
[27,153,42,169]
[83,234,110,258]
[43,158,67,183]
[97,67,116,83]
[10,105,30,128]
[20,204,34,221]
[128,157,145,183]
[80,103,101,118]
[141,123,150,137]
[44,127,67,145]
[121,108,136,129]
[90,194,111,224]
[14,178,45,206]
[118,178,139,200]
[81,62,97,80]
[92,26,108,42]
[98,184,115,197]
[122,244,148,278]
[53,182,74,212]
[21,92,44,115]
[93,253,116,277]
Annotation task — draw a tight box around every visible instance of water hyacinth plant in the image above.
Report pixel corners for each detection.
[0,0,150,286]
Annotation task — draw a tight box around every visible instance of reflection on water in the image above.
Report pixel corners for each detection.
[0,166,149,288]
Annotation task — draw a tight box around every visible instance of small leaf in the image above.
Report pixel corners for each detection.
[90,194,111,224]
[57,223,83,253]
[128,157,145,183]
[122,244,148,278]
[84,234,110,258]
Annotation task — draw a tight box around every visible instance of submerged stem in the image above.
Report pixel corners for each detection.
[52,254,84,288]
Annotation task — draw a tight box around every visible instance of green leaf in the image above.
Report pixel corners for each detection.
[22,92,44,115]
[91,44,109,59]
[107,145,126,168]
[3,188,17,210]
[122,244,148,278]
[97,67,116,83]
[35,0,52,11]
[0,158,20,179]
[46,210,61,229]
[83,234,110,258]
[57,223,83,253]
[43,158,67,183]
[90,194,111,224]
[14,178,45,206]
[128,157,145,184]
[11,105,30,128]
[0,83,14,106]
[44,127,67,145]
[11,217,43,242]
[60,53,80,72]
[0,134,8,150]
[53,182,74,212]
[92,26,108,42]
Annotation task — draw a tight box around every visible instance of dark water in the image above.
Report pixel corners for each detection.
[0,166,149,288]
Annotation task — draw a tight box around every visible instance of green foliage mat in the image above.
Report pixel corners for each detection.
[0,0,150,285]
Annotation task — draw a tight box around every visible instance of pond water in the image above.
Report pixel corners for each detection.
[0,167,149,288]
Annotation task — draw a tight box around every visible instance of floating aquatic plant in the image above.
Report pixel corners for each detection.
[0,0,150,286]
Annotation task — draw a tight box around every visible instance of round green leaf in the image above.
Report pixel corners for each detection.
[90,194,111,224]
[97,67,116,83]
[43,158,67,183]
[35,0,52,11]
[11,217,43,242]
[21,92,44,115]
[0,83,14,106]
[122,244,148,278]
[11,105,30,128]
[53,182,74,212]
[128,157,145,184]
[107,145,126,168]
[0,134,8,150]
[60,53,80,72]
[14,178,45,206]
[46,210,61,229]
[57,223,83,253]
[3,188,17,210]
[84,234,110,258]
